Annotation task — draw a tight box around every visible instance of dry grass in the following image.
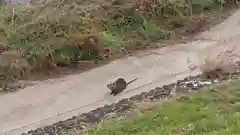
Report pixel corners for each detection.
[197,37,240,80]
[0,0,238,90]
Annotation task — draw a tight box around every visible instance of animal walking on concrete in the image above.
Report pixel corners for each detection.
[107,77,138,96]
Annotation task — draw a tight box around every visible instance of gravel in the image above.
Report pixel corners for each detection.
[22,73,237,135]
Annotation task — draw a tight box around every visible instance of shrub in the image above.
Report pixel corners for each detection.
[0,0,236,90]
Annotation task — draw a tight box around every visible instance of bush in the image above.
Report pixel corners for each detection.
[0,0,237,73]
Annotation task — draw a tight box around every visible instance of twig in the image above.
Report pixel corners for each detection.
[57,0,66,8]
[11,8,15,28]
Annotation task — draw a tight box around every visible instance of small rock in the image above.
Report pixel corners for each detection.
[154,87,171,99]
[43,126,55,135]
[199,81,212,85]
[146,89,156,99]
[104,112,117,119]
[129,94,142,102]
[30,128,45,135]
[115,99,133,113]
[139,92,148,101]
[118,98,132,106]
[89,108,105,122]
[27,130,34,134]
[109,103,118,112]
[103,104,115,113]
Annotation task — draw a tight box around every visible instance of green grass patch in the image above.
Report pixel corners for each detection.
[78,79,240,135]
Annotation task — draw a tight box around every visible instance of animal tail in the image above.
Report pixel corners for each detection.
[127,78,139,85]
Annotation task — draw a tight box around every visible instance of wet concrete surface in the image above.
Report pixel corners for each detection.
[1,8,240,135]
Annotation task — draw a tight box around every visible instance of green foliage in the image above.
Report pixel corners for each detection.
[138,20,173,41]
[101,31,123,53]
[0,0,236,72]
[2,4,96,69]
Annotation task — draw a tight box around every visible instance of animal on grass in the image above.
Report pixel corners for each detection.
[107,77,138,96]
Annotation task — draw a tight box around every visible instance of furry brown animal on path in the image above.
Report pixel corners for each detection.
[107,78,138,96]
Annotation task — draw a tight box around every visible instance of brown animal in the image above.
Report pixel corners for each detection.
[107,78,138,96]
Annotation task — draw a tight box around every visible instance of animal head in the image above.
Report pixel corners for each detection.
[107,82,116,90]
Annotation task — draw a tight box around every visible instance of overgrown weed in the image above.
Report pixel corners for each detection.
[0,0,238,90]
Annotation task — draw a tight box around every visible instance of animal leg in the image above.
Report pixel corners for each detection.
[112,92,117,96]
[110,91,114,95]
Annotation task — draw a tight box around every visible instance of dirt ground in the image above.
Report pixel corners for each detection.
[1,8,240,135]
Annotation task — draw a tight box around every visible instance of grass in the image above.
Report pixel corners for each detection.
[75,78,240,135]
[0,0,237,67]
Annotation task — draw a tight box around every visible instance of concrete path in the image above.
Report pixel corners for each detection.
[1,9,240,135]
